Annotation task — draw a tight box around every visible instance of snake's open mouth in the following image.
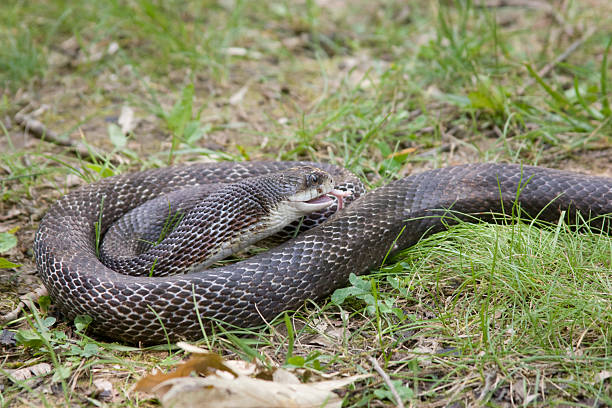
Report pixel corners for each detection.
[293,189,351,212]
[310,189,351,209]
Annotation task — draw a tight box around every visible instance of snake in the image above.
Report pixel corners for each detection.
[34,162,612,344]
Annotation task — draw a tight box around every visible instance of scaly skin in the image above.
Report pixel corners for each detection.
[35,162,612,344]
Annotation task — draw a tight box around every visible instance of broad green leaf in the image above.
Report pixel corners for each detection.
[52,365,71,382]
[74,315,93,331]
[70,343,99,358]
[42,316,56,328]
[85,163,116,178]
[287,356,305,366]
[15,330,44,348]
[0,257,21,268]
[38,296,51,312]
[0,232,17,253]
[330,286,365,304]
[373,379,414,403]
[348,273,371,291]
[81,343,100,357]
[331,274,372,304]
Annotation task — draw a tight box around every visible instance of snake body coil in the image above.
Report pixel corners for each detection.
[35,162,612,344]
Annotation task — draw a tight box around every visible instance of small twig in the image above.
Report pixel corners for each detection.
[69,358,87,392]
[477,370,498,401]
[0,286,48,324]
[369,357,405,408]
[15,111,102,160]
[518,27,596,95]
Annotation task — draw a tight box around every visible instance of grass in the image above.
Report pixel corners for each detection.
[1,0,611,406]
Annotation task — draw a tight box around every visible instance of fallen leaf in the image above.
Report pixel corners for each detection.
[305,327,344,348]
[118,106,137,134]
[135,354,238,393]
[175,342,257,377]
[229,85,249,105]
[153,374,367,408]
[595,370,612,382]
[176,341,209,354]
[135,348,369,407]
[272,368,300,384]
[0,232,17,253]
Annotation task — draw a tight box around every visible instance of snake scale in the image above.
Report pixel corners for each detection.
[35,162,612,344]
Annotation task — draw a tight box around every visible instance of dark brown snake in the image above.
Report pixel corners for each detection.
[34,162,612,344]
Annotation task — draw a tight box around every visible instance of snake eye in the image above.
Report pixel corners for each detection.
[306,173,319,187]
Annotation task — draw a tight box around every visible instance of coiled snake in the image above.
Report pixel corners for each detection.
[34,162,612,344]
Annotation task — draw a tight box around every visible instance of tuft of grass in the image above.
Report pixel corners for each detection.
[0,29,46,89]
[322,218,612,405]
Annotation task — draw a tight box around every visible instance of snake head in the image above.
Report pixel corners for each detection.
[280,166,350,213]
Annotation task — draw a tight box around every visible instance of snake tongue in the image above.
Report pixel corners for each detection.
[306,189,351,210]
[328,189,351,210]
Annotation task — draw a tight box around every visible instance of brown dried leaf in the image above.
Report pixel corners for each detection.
[154,374,368,408]
[135,354,238,393]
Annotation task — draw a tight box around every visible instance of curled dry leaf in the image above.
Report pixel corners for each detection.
[135,349,368,407]
[135,354,238,393]
[176,341,257,376]
[175,342,257,377]
[153,374,367,408]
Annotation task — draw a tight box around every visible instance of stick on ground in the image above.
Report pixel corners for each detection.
[369,357,406,408]
[0,286,49,324]
[15,111,103,160]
